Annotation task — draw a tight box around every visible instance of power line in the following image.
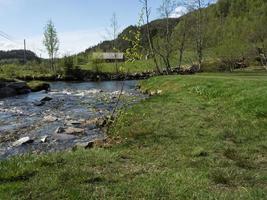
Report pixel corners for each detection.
[0,30,19,44]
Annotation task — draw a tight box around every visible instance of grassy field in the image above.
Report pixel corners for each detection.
[0,72,267,199]
[0,64,56,80]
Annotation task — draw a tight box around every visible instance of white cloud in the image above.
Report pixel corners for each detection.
[170,6,188,18]
[0,28,105,58]
[0,0,19,8]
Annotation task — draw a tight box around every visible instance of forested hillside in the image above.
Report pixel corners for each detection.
[81,0,267,71]
[84,18,180,53]
[0,50,39,64]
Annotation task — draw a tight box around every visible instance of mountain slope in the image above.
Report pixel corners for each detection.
[84,18,180,54]
[0,50,39,63]
[80,0,267,70]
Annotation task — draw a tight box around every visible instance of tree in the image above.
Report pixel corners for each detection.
[156,0,177,72]
[216,0,231,19]
[249,16,267,70]
[107,17,144,134]
[173,17,190,68]
[185,0,212,68]
[62,56,74,77]
[43,20,59,72]
[139,0,161,73]
[106,13,120,74]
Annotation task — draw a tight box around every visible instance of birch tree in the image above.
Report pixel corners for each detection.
[43,20,59,71]
[139,0,161,73]
[185,0,212,68]
[156,0,177,72]
[110,13,120,74]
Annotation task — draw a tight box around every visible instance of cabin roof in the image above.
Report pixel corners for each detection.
[93,52,124,60]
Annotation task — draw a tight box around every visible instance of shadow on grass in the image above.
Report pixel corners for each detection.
[0,171,37,184]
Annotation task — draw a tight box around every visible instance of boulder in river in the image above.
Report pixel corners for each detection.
[27,81,50,92]
[0,87,17,98]
[0,80,30,99]
[12,137,33,147]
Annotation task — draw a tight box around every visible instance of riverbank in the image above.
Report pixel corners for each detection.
[0,66,197,99]
[1,64,199,82]
[0,72,266,199]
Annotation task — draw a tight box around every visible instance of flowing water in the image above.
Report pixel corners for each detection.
[0,81,145,159]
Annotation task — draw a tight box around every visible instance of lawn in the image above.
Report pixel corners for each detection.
[0,72,267,199]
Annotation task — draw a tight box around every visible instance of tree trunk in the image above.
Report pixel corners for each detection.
[178,48,184,69]
[144,1,161,74]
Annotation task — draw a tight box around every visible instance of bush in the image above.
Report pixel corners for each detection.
[218,57,249,72]
[91,58,103,73]
[60,56,83,80]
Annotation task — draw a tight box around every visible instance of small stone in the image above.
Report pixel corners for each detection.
[157,90,163,95]
[64,127,85,135]
[149,91,156,96]
[66,120,81,126]
[55,127,65,134]
[40,96,53,102]
[72,142,92,151]
[73,140,102,150]
[13,137,33,147]
[43,115,58,122]
[40,136,48,143]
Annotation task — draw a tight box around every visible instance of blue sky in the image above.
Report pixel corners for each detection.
[0,0,213,57]
[0,0,166,56]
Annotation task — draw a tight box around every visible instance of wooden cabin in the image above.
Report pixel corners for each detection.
[92,52,124,62]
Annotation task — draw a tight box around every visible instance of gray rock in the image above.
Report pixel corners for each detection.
[40,135,48,143]
[43,115,58,122]
[64,127,85,135]
[40,96,53,102]
[73,142,92,150]
[0,87,16,98]
[13,137,33,147]
[55,127,65,134]
[0,81,6,88]
[66,120,82,126]
[6,81,27,90]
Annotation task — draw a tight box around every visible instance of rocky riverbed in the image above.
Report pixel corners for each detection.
[0,81,146,159]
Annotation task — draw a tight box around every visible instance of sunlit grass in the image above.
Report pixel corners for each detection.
[0,72,267,199]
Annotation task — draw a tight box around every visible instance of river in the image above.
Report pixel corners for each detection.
[0,80,145,159]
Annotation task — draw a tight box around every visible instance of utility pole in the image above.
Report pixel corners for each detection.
[23,39,27,64]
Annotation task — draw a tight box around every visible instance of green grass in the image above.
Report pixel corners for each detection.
[80,51,198,73]
[80,59,156,73]
[0,64,56,80]
[0,73,267,199]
